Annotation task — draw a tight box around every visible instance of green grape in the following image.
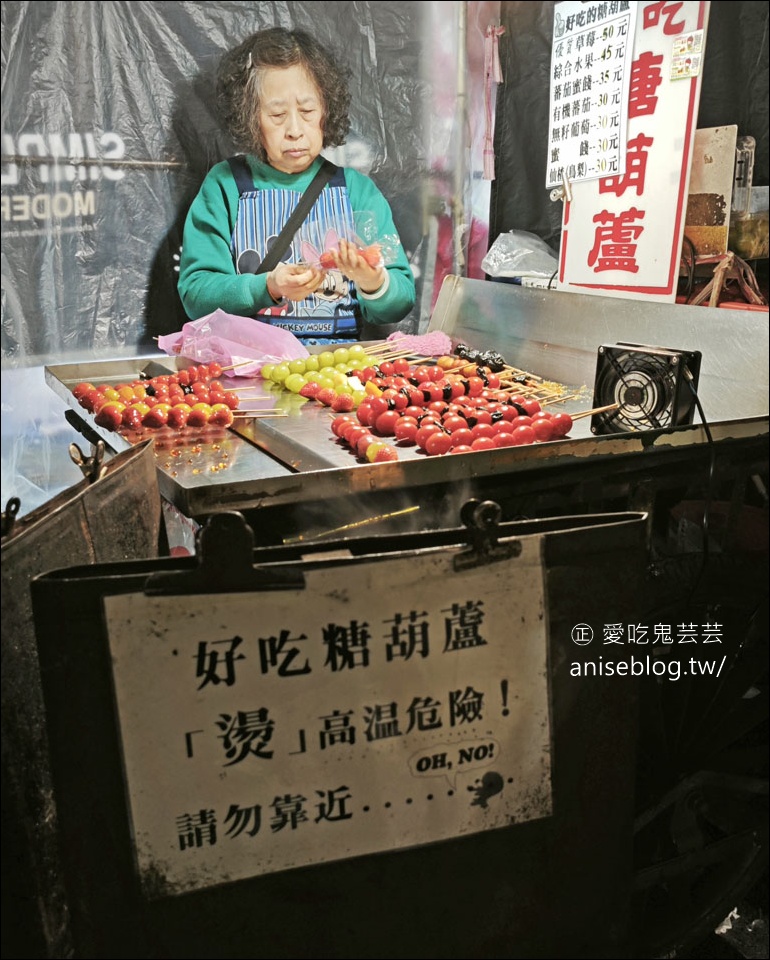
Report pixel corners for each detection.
[333,347,351,365]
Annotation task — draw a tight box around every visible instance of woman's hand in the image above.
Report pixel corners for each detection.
[267,263,325,302]
[328,238,386,294]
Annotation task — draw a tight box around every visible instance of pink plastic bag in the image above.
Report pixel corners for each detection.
[157,309,309,378]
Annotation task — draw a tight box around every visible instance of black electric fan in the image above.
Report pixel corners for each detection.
[590,342,702,435]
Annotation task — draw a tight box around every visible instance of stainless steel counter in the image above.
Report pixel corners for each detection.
[44,278,769,523]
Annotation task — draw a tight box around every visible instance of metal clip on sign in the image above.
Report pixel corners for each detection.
[68,440,108,484]
[454,499,522,571]
[144,511,306,595]
[1,497,21,540]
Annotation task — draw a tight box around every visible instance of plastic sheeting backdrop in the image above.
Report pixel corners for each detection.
[1,1,430,365]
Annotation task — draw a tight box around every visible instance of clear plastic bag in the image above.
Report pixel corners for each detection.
[481,230,559,279]
[298,211,401,269]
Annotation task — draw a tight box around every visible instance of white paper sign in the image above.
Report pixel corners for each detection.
[557,1,711,302]
[547,1,638,189]
[104,541,553,896]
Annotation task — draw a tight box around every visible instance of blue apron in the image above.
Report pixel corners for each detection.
[229,156,360,344]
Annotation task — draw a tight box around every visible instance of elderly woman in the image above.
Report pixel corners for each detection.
[177,27,415,344]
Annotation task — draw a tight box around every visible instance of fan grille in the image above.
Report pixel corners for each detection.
[591,344,702,435]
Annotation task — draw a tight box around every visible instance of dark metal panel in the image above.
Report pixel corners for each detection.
[30,509,649,959]
[1,440,164,959]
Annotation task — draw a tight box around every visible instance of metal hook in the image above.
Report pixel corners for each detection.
[2,497,21,540]
[549,172,573,204]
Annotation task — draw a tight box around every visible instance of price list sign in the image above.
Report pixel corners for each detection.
[546,1,637,189]
[557,1,711,302]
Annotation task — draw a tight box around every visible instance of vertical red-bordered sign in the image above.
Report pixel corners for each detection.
[558,1,711,302]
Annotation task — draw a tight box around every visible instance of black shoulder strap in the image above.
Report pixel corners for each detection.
[227,155,256,196]
[258,159,339,274]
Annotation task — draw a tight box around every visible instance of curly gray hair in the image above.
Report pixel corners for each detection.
[216,27,352,160]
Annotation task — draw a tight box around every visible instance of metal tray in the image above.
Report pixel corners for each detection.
[44,278,769,524]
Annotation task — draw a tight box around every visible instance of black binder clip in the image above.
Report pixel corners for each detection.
[454,499,521,571]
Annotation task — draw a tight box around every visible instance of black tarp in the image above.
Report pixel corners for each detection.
[1,2,430,365]
[490,0,770,256]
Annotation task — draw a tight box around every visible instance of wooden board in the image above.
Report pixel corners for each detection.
[684,125,738,257]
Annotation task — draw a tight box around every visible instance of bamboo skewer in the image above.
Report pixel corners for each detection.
[237,412,288,417]
[282,505,421,544]
[362,339,399,352]
[496,383,545,397]
[232,409,287,417]
[542,393,582,406]
[360,344,432,362]
[361,349,416,363]
[375,334,408,349]
[220,360,259,372]
[571,403,620,421]
[498,372,543,385]
[533,391,568,403]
